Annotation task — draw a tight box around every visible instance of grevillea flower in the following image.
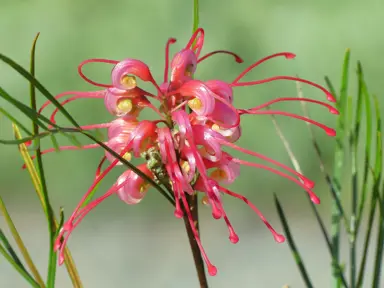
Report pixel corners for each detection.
[34,27,338,276]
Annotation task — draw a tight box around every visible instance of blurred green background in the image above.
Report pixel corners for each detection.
[0,0,383,287]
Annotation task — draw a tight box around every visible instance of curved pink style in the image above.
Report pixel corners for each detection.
[78,58,119,88]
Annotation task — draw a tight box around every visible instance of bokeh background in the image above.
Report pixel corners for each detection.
[0,0,383,287]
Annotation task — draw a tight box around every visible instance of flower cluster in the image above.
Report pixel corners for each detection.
[37,28,337,276]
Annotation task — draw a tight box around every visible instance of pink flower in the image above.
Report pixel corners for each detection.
[34,28,338,276]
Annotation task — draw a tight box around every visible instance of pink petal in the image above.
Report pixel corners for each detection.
[205,80,233,103]
[170,49,197,88]
[116,164,153,204]
[178,80,215,116]
[108,116,139,139]
[111,59,155,89]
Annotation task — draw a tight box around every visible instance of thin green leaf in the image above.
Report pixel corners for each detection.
[0,53,80,128]
[274,195,314,288]
[0,107,32,136]
[0,229,26,271]
[0,86,49,130]
[356,92,382,288]
[29,33,58,288]
[348,61,364,288]
[356,190,378,287]
[13,124,83,287]
[13,125,83,288]
[325,76,337,102]
[372,93,383,288]
[328,49,350,288]
[356,62,373,229]
[0,244,40,288]
[0,195,45,287]
[271,103,348,287]
[81,174,103,207]
[0,127,80,145]
[0,87,82,149]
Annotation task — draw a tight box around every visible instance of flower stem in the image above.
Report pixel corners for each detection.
[193,0,199,33]
[183,2,208,286]
[184,192,208,288]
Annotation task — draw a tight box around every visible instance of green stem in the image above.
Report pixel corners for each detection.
[184,193,208,288]
[193,0,199,33]
[183,2,208,287]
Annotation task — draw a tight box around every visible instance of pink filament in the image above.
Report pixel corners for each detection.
[244,97,339,114]
[38,91,104,114]
[233,158,320,204]
[232,75,336,102]
[68,143,132,224]
[49,94,104,125]
[210,93,240,129]
[80,123,112,130]
[210,191,239,243]
[24,143,101,166]
[179,184,217,276]
[185,28,205,57]
[95,156,107,179]
[78,58,118,88]
[232,52,296,83]
[54,150,127,254]
[223,213,239,244]
[218,185,285,243]
[216,138,315,189]
[164,38,177,82]
[146,101,166,119]
[241,110,336,136]
[58,181,124,265]
[197,50,243,64]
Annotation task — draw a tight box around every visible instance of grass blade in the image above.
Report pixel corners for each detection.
[0,85,82,150]
[0,195,45,287]
[348,61,365,288]
[0,107,32,136]
[356,62,373,230]
[0,229,26,271]
[0,53,80,128]
[271,106,348,287]
[371,94,383,288]
[328,49,350,288]
[0,127,80,145]
[274,195,314,288]
[29,33,58,288]
[0,244,40,288]
[325,76,337,103]
[13,125,83,287]
[0,86,50,130]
